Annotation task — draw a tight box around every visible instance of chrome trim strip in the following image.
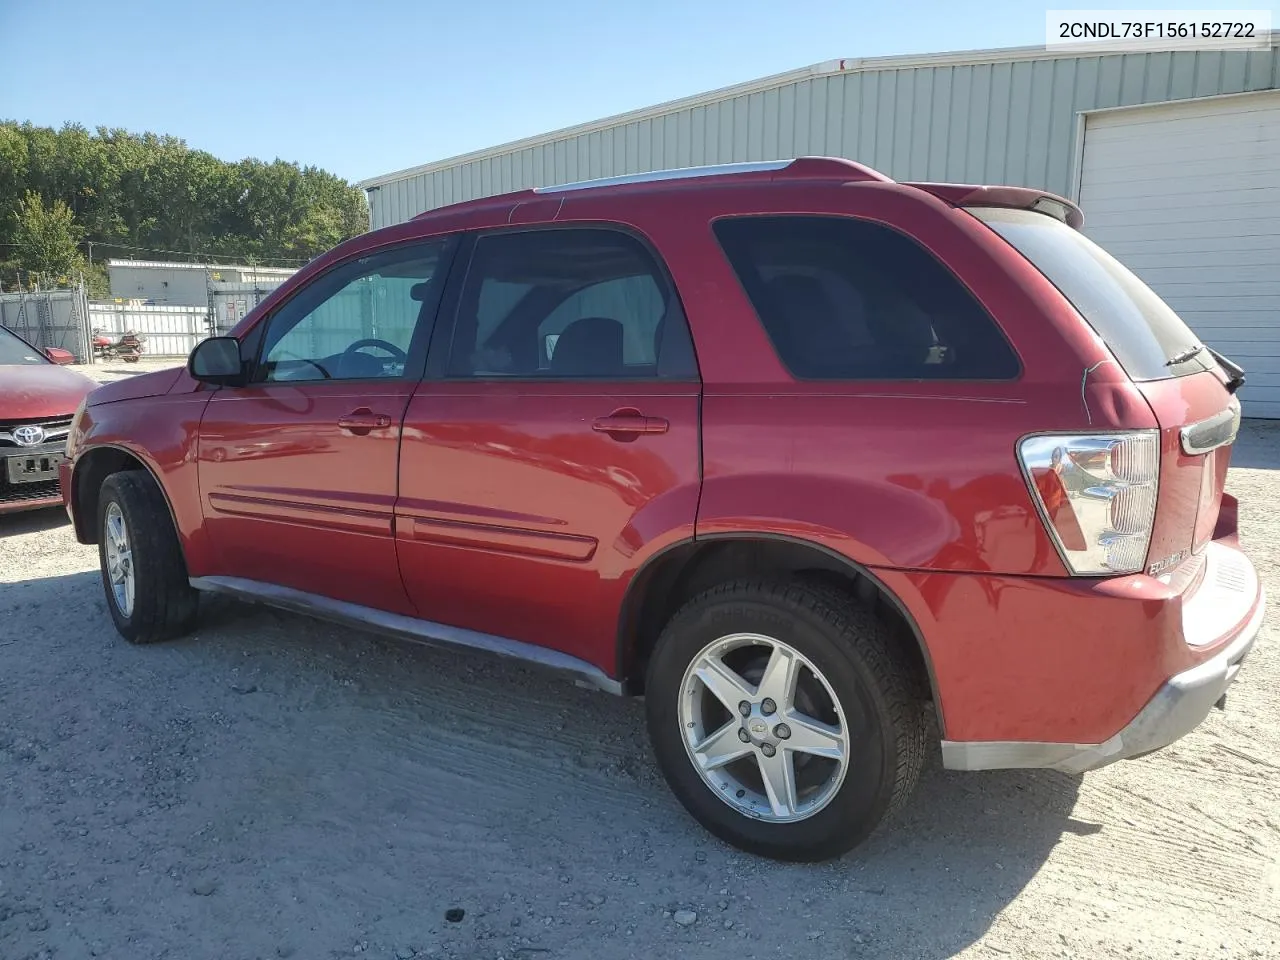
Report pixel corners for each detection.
[1180,400,1241,456]
[532,160,792,194]
[188,575,624,695]
[410,515,598,562]
[941,590,1265,773]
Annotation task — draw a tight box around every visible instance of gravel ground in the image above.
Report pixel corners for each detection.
[2,365,1277,960]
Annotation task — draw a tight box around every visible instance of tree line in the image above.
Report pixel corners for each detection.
[1,121,369,294]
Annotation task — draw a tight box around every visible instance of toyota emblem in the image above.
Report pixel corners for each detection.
[12,425,46,447]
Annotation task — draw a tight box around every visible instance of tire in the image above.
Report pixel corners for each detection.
[97,470,200,644]
[645,578,928,862]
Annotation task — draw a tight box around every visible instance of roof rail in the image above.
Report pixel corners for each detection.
[532,156,890,195]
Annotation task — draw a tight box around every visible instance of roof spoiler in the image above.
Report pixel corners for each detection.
[905,182,1085,230]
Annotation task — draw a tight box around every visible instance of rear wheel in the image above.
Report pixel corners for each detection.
[645,579,927,862]
[97,471,199,644]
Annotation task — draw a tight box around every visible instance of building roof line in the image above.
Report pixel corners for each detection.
[106,259,297,273]
[357,33,1280,190]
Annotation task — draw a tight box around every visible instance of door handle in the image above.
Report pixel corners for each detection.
[338,408,393,434]
[591,410,669,440]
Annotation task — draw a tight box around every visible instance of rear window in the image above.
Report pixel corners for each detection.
[713,215,1020,381]
[972,207,1212,381]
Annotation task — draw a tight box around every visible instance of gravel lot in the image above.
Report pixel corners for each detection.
[2,361,1277,960]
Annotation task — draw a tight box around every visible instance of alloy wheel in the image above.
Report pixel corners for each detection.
[678,632,850,823]
[103,501,135,618]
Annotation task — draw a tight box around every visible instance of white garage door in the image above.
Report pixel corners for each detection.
[1079,91,1280,419]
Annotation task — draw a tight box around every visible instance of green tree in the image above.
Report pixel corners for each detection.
[0,126,28,235]
[83,262,111,298]
[11,190,84,285]
[1,120,369,284]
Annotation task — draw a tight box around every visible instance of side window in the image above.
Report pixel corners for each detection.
[257,240,450,382]
[713,216,1020,380]
[447,228,696,380]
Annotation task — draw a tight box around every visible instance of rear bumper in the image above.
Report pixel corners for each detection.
[878,527,1266,764]
[941,590,1264,772]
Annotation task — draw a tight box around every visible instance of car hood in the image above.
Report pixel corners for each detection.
[87,367,186,406]
[0,364,97,421]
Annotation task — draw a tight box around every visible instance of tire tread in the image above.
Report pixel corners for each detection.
[98,470,199,644]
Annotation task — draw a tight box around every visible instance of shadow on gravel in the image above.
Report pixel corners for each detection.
[0,507,69,538]
[3,573,1083,960]
[1231,419,1280,470]
[841,762,1085,953]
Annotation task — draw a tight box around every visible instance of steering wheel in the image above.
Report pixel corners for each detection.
[343,338,407,363]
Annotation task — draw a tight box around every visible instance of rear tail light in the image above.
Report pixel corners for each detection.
[1018,432,1160,575]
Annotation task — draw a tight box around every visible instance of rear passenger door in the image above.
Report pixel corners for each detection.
[395,227,701,670]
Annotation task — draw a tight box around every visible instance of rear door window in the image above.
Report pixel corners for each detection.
[713,215,1020,381]
[971,207,1212,381]
[446,228,697,380]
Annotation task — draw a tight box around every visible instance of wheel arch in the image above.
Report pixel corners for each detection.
[71,444,182,553]
[615,532,944,733]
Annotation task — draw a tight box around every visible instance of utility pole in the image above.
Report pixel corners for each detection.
[86,240,94,268]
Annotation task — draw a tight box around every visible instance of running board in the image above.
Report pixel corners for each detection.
[189,575,624,696]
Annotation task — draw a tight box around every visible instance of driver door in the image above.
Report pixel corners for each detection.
[197,237,456,615]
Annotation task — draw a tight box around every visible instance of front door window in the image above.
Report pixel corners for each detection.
[258,244,450,382]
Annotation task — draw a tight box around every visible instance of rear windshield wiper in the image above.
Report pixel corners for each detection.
[1166,344,1205,366]
[1209,347,1247,394]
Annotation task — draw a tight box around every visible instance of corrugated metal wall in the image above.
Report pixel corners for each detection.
[88,303,207,357]
[368,47,1280,229]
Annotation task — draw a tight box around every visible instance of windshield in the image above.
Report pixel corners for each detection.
[0,326,51,366]
[972,207,1212,381]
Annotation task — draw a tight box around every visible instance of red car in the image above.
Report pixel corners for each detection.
[61,158,1264,861]
[1,325,94,514]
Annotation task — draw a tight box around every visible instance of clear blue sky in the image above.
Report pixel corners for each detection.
[3,0,1276,184]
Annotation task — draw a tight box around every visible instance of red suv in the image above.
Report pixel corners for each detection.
[62,158,1264,861]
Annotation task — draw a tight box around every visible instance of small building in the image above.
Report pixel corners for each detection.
[359,38,1280,417]
[106,260,297,308]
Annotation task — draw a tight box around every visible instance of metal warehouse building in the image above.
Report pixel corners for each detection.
[360,39,1280,417]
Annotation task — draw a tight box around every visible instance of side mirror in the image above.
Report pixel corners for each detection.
[189,337,245,385]
[45,347,75,365]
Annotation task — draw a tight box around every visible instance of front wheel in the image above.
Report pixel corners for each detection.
[645,579,928,862]
[97,471,200,644]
